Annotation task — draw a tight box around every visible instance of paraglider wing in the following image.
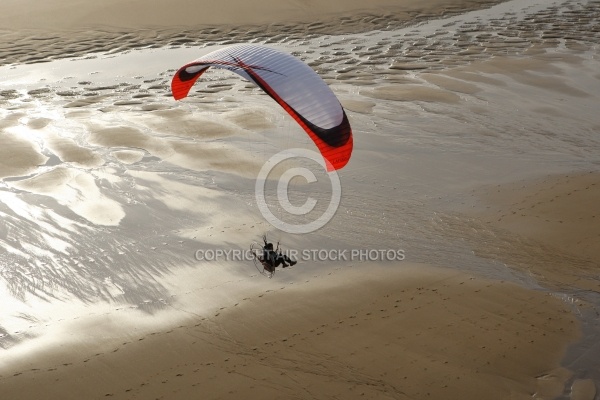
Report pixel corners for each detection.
[171,44,353,171]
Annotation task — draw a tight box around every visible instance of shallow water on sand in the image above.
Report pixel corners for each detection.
[1,0,599,388]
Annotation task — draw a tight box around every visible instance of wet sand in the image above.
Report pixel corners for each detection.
[473,172,600,292]
[1,0,501,30]
[0,0,505,67]
[1,0,600,398]
[0,264,579,400]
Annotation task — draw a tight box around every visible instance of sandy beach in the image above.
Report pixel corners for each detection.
[0,265,580,399]
[1,0,599,398]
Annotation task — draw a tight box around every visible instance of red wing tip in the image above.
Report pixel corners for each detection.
[325,155,351,172]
